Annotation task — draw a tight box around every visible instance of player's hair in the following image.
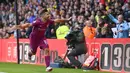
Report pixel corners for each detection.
[40,9,48,16]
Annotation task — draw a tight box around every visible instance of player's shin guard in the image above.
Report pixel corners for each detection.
[45,56,50,67]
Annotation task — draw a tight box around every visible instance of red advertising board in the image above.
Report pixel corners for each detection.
[0,38,130,73]
[0,39,2,62]
[0,39,68,65]
[0,39,17,62]
[1,39,7,62]
[87,39,130,73]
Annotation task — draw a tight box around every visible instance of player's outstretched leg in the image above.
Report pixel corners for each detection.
[44,49,53,72]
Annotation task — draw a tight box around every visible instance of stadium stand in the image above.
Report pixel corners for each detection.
[0,0,130,39]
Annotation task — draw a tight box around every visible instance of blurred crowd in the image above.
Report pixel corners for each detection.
[0,0,130,39]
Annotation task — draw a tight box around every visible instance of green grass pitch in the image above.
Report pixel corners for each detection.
[0,62,112,73]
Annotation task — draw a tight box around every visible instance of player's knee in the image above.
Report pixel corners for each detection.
[45,49,50,55]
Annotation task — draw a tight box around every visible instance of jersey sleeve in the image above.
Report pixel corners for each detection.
[32,19,41,26]
[48,19,54,25]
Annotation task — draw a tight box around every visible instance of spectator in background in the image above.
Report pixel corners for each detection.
[26,11,37,38]
[83,20,96,39]
[123,3,130,22]
[56,23,70,39]
[77,14,85,29]
[0,0,130,39]
[27,11,36,23]
[1,27,9,39]
[108,12,129,38]
[45,24,57,39]
[20,29,27,38]
[0,25,3,38]
[96,18,113,38]
[89,14,97,28]
[95,10,104,24]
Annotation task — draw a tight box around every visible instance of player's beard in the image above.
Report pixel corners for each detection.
[42,17,49,21]
[43,16,51,21]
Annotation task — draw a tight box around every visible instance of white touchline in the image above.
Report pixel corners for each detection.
[0,72,7,73]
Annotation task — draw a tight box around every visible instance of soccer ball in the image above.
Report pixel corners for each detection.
[46,67,53,72]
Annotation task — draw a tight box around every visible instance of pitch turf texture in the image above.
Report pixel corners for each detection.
[0,62,112,73]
